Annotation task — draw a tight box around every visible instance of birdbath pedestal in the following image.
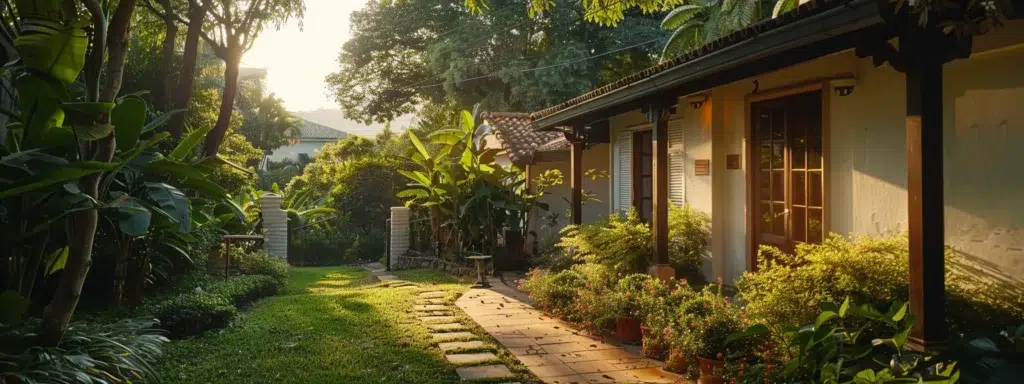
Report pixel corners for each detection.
[466,255,493,288]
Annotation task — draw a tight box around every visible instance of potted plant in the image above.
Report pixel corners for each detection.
[639,279,696,360]
[682,286,746,384]
[613,274,659,343]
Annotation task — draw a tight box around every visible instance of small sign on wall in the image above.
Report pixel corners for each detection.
[695,159,710,175]
[726,154,741,170]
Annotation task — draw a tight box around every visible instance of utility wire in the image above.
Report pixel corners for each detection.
[405,36,666,90]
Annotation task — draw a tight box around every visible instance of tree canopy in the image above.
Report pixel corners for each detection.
[329,0,669,124]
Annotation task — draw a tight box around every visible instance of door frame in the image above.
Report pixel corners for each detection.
[744,80,831,271]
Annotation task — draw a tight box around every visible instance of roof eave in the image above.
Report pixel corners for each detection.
[533,0,883,131]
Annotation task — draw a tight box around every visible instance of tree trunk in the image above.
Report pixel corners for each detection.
[202,50,240,156]
[41,0,135,345]
[111,236,131,306]
[168,0,207,137]
[156,0,177,110]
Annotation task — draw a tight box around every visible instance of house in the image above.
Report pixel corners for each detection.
[263,119,347,164]
[492,0,1024,348]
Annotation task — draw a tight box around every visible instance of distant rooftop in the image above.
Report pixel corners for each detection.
[298,119,347,140]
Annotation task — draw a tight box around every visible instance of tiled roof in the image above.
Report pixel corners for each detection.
[480,112,563,165]
[529,0,855,121]
[535,138,569,153]
[298,119,347,140]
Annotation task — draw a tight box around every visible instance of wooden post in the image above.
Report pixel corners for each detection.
[648,103,675,281]
[567,125,584,225]
[903,24,946,348]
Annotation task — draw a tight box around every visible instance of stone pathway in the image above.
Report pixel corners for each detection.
[456,279,687,384]
[412,289,521,382]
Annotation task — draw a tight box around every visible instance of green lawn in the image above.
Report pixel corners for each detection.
[155,267,480,383]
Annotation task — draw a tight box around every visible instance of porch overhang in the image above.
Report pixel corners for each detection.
[532,0,885,131]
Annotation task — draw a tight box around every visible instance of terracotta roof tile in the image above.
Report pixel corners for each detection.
[480,112,562,165]
[529,0,851,122]
[535,138,569,153]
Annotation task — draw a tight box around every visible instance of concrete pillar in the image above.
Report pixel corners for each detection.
[260,193,288,261]
[389,207,410,270]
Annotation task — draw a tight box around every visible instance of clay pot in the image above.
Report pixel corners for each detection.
[615,317,642,344]
[696,356,727,384]
[640,326,667,359]
[664,348,689,373]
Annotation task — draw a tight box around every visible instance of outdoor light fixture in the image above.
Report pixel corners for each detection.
[830,76,858,97]
[687,94,709,109]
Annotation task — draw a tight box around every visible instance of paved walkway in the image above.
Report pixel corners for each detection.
[456,279,685,384]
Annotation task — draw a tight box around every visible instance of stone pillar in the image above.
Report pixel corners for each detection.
[389,207,410,270]
[260,193,288,261]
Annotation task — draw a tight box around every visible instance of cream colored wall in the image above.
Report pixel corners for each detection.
[526,144,611,245]
[528,160,570,242]
[582,143,611,223]
[705,22,1024,284]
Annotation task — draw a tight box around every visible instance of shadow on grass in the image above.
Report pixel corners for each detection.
[156,267,465,384]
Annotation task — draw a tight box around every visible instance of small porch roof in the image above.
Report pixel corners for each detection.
[530,0,884,130]
[479,112,563,165]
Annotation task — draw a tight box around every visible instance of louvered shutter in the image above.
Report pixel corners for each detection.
[668,119,685,206]
[615,130,632,212]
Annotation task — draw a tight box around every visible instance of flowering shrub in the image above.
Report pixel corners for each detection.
[520,268,585,320]
[672,285,750,360]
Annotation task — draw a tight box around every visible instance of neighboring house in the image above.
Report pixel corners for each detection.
[491,0,1024,347]
[264,119,347,164]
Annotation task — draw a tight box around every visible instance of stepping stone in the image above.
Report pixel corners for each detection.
[432,332,477,342]
[419,316,457,323]
[396,285,420,289]
[416,299,445,305]
[414,305,448,311]
[438,340,487,352]
[376,274,398,281]
[455,365,515,380]
[445,352,499,365]
[419,291,445,298]
[423,311,450,316]
[429,323,467,332]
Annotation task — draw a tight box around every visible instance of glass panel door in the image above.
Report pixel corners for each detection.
[633,130,653,222]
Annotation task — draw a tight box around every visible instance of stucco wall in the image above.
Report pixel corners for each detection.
[707,23,1024,283]
[526,144,612,245]
[266,140,332,163]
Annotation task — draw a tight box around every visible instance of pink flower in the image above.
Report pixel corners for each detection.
[716,352,723,359]
[664,328,672,336]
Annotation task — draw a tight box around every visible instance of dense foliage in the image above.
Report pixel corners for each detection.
[736,234,1024,336]
[553,206,709,279]
[328,0,667,123]
[150,292,238,338]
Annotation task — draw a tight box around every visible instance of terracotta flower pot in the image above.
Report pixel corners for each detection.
[696,356,727,384]
[616,317,642,344]
[664,348,689,373]
[640,326,667,359]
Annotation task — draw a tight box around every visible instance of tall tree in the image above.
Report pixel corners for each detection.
[327,0,667,124]
[199,0,304,156]
[237,80,301,153]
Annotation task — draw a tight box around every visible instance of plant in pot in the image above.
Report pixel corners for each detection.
[572,263,617,335]
[614,274,660,344]
[639,279,696,360]
[678,286,746,384]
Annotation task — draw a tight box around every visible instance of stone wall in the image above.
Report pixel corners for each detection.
[392,254,476,277]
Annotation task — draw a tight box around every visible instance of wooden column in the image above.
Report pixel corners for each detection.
[903,24,946,348]
[566,125,584,225]
[648,103,674,281]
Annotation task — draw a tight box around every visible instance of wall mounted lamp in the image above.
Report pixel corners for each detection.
[686,94,709,109]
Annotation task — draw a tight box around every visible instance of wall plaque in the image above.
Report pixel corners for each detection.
[694,159,710,175]
[726,154,741,170]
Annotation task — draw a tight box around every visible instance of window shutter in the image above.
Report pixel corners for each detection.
[615,130,632,212]
[668,119,685,207]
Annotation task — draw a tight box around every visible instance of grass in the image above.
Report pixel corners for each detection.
[155,267,532,383]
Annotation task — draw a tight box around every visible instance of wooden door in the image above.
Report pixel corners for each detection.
[751,90,825,258]
[633,130,653,222]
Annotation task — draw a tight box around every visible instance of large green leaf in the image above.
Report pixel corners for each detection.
[195,155,254,175]
[397,188,429,199]
[142,109,185,132]
[146,158,206,179]
[145,182,191,232]
[398,169,431,187]
[72,123,114,141]
[15,74,64,148]
[62,101,116,125]
[662,5,702,30]
[170,124,213,161]
[113,196,153,236]
[407,131,432,160]
[0,160,118,198]
[14,19,88,85]
[44,246,68,276]
[112,98,147,151]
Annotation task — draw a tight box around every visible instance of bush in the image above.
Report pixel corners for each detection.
[671,285,748,360]
[149,292,237,338]
[235,249,290,288]
[520,267,585,321]
[736,233,1024,335]
[208,275,280,307]
[0,318,167,383]
[554,205,709,278]
[290,226,352,266]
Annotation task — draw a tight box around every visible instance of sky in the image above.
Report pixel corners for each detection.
[242,0,413,136]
